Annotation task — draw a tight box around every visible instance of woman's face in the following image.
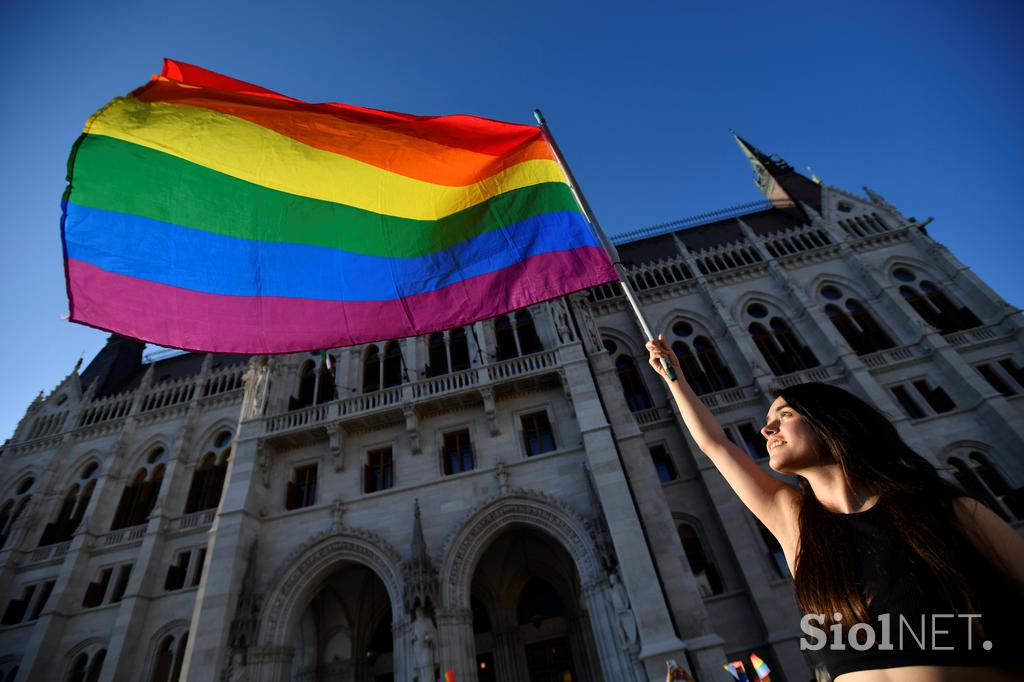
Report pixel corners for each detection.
[761,395,824,473]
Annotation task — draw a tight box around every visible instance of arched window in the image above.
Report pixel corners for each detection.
[821,283,896,355]
[672,319,737,394]
[894,268,981,334]
[362,345,381,393]
[494,315,518,361]
[493,311,543,361]
[40,464,99,546]
[184,432,231,515]
[66,649,105,682]
[949,453,1022,521]
[749,316,819,375]
[514,311,543,355]
[615,355,653,412]
[363,340,405,393]
[427,328,471,377]
[296,360,316,408]
[295,357,336,409]
[149,632,188,682]
[68,653,89,682]
[85,650,105,682]
[428,332,449,376]
[111,456,165,530]
[677,523,724,596]
[382,341,403,388]
[0,476,35,550]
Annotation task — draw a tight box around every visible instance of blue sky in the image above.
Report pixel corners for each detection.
[0,0,1021,441]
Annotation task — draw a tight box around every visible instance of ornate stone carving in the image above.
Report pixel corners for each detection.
[411,607,438,681]
[330,497,345,532]
[328,423,344,471]
[242,356,269,420]
[494,459,510,496]
[607,572,638,648]
[439,489,602,609]
[258,529,403,648]
[224,540,261,680]
[403,500,438,614]
[479,386,498,436]
[402,405,422,454]
[550,297,576,344]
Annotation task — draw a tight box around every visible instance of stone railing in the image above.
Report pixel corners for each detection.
[699,386,754,409]
[266,401,338,434]
[202,364,246,397]
[944,325,999,348]
[77,391,134,428]
[102,525,147,547]
[692,240,763,276]
[265,348,562,436]
[633,406,669,426]
[178,509,216,530]
[26,411,69,440]
[140,376,196,412]
[486,348,559,381]
[762,225,832,259]
[27,540,72,564]
[413,366,480,398]
[771,366,833,388]
[861,345,917,369]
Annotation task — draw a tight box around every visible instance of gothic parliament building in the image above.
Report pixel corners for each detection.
[1,137,1022,682]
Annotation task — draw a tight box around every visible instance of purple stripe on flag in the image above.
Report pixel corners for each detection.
[67,247,617,354]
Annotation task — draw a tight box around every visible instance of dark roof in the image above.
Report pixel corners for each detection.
[80,335,249,398]
[616,205,807,263]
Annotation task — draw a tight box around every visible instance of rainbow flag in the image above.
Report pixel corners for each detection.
[748,653,770,680]
[61,60,617,354]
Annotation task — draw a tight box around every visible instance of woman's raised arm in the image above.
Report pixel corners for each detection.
[646,335,798,539]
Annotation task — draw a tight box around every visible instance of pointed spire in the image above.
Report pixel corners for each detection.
[732,133,795,207]
[731,133,824,215]
[404,499,438,614]
[411,498,427,560]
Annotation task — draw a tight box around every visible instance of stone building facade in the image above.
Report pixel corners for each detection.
[1,137,1022,682]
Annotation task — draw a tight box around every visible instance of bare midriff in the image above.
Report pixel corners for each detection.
[836,666,1022,682]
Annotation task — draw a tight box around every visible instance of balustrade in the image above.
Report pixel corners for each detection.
[264,348,562,436]
[77,392,133,427]
[140,377,195,412]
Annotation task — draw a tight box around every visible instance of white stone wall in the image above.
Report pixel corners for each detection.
[1,183,1021,682]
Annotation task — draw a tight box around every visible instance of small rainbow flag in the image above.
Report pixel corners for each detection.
[748,653,770,680]
[61,60,617,353]
[723,661,749,682]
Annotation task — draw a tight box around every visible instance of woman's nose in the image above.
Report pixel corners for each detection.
[761,422,777,439]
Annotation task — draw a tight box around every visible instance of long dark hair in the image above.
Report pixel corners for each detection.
[776,382,977,624]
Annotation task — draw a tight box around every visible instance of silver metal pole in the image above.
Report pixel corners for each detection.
[534,109,677,381]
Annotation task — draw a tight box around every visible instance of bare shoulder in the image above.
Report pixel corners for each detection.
[952,497,1024,584]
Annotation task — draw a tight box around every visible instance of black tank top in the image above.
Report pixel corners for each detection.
[810,503,1022,678]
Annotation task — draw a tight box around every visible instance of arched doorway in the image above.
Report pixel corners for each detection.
[292,563,394,682]
[470,529,597,682]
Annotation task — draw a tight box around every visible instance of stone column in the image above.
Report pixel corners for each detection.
[178,423,264,680]
[557,338,712,679]
[436,608,476,682]
[491,627,529,682]
[392,616,413,682]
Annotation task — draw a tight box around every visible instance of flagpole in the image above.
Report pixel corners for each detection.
[534,109,677,381]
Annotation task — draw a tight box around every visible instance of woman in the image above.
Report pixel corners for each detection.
[646,336,1024,682]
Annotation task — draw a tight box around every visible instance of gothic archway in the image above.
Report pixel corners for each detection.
[253,530,409,681]
[439,492,637,682]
